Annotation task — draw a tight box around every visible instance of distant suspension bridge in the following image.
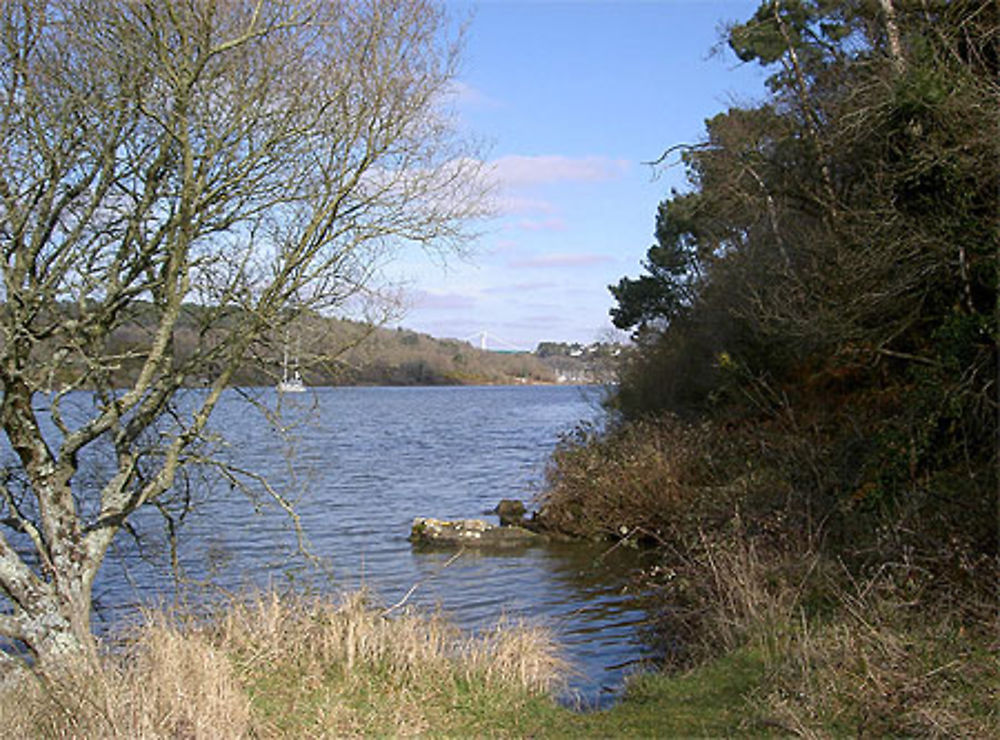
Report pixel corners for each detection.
[461,330,524,352]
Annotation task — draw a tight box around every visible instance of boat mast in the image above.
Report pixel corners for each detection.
[282,333,291,383]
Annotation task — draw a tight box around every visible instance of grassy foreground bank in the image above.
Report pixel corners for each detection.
[0,589,773,738]
[3,578,993,737]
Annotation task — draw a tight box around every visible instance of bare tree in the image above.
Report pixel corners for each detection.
[0,0,486,668]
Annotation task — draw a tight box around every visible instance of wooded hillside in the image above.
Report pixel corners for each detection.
[93,306,561,387]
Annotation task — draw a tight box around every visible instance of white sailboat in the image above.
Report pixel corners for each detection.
[277,338,306,393]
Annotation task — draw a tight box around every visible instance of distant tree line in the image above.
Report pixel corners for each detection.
[26,298,565,388]
[92,305,557,387]
[534,341,622,359]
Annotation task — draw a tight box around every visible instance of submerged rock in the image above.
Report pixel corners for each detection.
[410,517,545,548]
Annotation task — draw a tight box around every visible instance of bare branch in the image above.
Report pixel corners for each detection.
[0,0,485,664]
[0,613,27,643]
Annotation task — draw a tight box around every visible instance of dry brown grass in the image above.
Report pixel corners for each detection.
[212,589,566,690]
[656,535,1000,737]
[689,529,807,655]
[603,488,998,739]
[756,566,1000,738]
[0,589,567,738]
[0,621,251,738]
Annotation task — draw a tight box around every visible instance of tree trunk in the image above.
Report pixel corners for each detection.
[0,521,104,670]
[19,566,101,672]
[879,0,906,74]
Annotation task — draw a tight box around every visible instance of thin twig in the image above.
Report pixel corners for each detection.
[381,549,464,617]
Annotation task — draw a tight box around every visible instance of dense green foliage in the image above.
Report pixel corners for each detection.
[540,2,998,733]
[607,0,997,559]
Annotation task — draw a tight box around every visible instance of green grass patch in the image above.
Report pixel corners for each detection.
[525,648,770,738]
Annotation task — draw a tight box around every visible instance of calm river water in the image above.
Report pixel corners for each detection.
[88,385,655,706]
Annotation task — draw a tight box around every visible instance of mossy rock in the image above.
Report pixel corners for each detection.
[410,517,546,548]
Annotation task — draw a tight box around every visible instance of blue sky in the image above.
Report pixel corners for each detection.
[390,0,769,350]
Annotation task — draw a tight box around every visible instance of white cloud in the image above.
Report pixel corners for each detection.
[483,155,631,215]
[447,80,502,109]
[508,252,614,269]
[482,281,557,295]
[494,194,557,216]
[516,216,566,232]
[491,155,630,187]
[412,290,478,311]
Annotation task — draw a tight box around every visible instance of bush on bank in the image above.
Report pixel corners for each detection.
[534,415,999,735]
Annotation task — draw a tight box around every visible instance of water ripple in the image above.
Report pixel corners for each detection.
[91,385,652,707]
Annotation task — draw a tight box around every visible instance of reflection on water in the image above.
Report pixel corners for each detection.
[86,385,656,706]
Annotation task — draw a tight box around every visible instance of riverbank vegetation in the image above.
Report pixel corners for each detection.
[6,585,989,737]
[0,589,773,737]
[539,0,998,735]
[0,589,568,737]
[541,421,997,735]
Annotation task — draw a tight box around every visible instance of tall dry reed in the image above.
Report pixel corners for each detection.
[756,564,1000,738]
[0,589,567,738]
[0,617,250,738]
